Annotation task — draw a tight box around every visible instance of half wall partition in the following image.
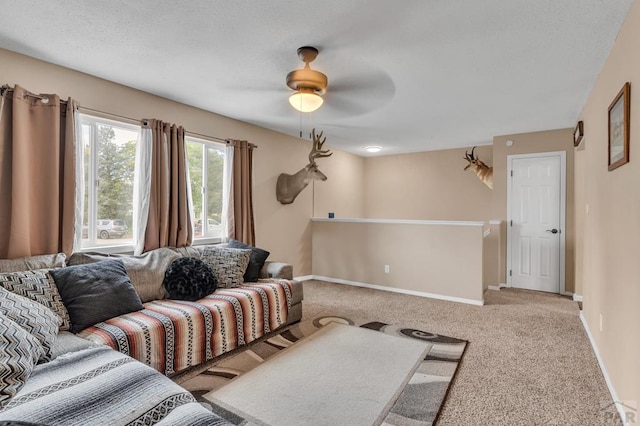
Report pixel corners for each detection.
[311,218,486,305]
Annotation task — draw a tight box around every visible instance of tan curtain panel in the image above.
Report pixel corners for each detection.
[0,85,77,259]
[142,119,192,252]
[227,139,255,245]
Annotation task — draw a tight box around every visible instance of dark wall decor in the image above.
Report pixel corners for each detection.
[573,121,584,147]
[608,82,630,171]
[276,129,332,204]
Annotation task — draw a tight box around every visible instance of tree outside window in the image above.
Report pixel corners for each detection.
[186,137,225,240]
[80,114,139,248]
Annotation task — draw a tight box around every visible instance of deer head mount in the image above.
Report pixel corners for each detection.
[463,146,493,189]
[276,129,333,205]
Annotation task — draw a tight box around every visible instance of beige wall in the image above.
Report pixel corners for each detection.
[363,146,493,221]
[313,151,365,219]
[576,0,640,407]
[492,129,575,291]
[482,222,502,290]
[0,47,365,276]
[312,219,485,303]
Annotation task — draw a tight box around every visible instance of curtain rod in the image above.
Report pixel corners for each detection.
[1,87,63,104]
[185,130,257,149]
[79,106,232,145]
[2,86,255,148]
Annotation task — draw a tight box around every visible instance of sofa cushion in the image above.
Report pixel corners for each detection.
[67,248,181,302]
[0,253,66,273]
[164,257,217,301]
[169,246,202,259]
[50,331,96,360]
[227,239,270,282]
[0,313,42,408]
[201,246,251,288]
[0,346,227,425]
[78,280,294,375]
[0,288,58,362]
[50,259,144,333]
[0,269,71,331]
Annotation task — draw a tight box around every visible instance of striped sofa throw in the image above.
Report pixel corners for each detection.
[78,280,293,375]
[0,346,228,425]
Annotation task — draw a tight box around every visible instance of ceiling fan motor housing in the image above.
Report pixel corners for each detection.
[286,46,328,94]
[286,68,328,93]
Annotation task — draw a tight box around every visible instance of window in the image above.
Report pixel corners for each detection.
[186,136,226,242]
[79,114,140,250]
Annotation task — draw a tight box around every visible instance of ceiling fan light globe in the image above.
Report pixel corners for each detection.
[289,91,323,113]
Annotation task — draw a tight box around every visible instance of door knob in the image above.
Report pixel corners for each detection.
[546,229,559,234]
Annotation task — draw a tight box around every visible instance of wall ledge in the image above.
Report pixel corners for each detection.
[311,217,484,227]
[310,275,485,306]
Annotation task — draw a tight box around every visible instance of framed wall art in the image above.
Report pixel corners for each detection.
[608,82,630,171]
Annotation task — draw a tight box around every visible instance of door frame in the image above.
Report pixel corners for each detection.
[506,151,567,295]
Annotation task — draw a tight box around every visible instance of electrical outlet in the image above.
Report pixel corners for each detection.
[384,265,390,274]
[599,313,603,332]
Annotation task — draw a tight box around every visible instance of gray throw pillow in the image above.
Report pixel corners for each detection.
[67,248,181,303]
[201,246,251,288]
[50,259,144,333]
[0,253,66,273]
[0,313,42,408]
[0,288,59,362]
[227,239,270,282]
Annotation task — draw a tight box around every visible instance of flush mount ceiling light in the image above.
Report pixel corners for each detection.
[287,46,327,113]
[364,146,383,153]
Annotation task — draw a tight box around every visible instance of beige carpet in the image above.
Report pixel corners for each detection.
[300,280,620,425]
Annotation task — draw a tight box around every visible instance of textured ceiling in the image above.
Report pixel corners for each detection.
[0,1,633,155]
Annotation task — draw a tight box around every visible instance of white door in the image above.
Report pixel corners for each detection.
[507,152,565,293]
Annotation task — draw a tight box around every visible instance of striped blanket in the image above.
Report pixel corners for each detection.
[78,280,293,375]
[0,346,228,425]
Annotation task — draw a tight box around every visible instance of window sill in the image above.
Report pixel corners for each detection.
[78,244,135,255]
[192,237,223,246]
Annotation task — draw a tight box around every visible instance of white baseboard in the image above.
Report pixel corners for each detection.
[573,294,583,302]
[579,311,626,423]
[293,275,314,281]
[487,285,501,291]
[311,275,484,306]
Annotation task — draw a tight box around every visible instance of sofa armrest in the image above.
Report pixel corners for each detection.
[260,261,293,280]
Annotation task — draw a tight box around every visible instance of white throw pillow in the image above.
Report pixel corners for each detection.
[201,247,251,288]
[0,287,59,362]
[0,269,71,331]
[0,312,42,408]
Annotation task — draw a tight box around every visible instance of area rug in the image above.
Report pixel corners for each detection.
[180,316,467,425]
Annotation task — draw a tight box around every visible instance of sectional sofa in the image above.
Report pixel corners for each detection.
[0,244,303,425]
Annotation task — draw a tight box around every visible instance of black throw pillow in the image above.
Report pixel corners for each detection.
[50,259,143,333]
[227,239,270,282]
[163,257,217,301]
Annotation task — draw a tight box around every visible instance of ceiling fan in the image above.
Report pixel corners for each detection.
[286,46,328,113]
[237,45,395,128]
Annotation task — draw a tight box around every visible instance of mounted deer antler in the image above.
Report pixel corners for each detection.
[463,146,493,189]
[276,128,333,205]
[308,129,332,164]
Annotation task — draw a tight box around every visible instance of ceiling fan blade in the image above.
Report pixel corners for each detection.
[319,67,396,118]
